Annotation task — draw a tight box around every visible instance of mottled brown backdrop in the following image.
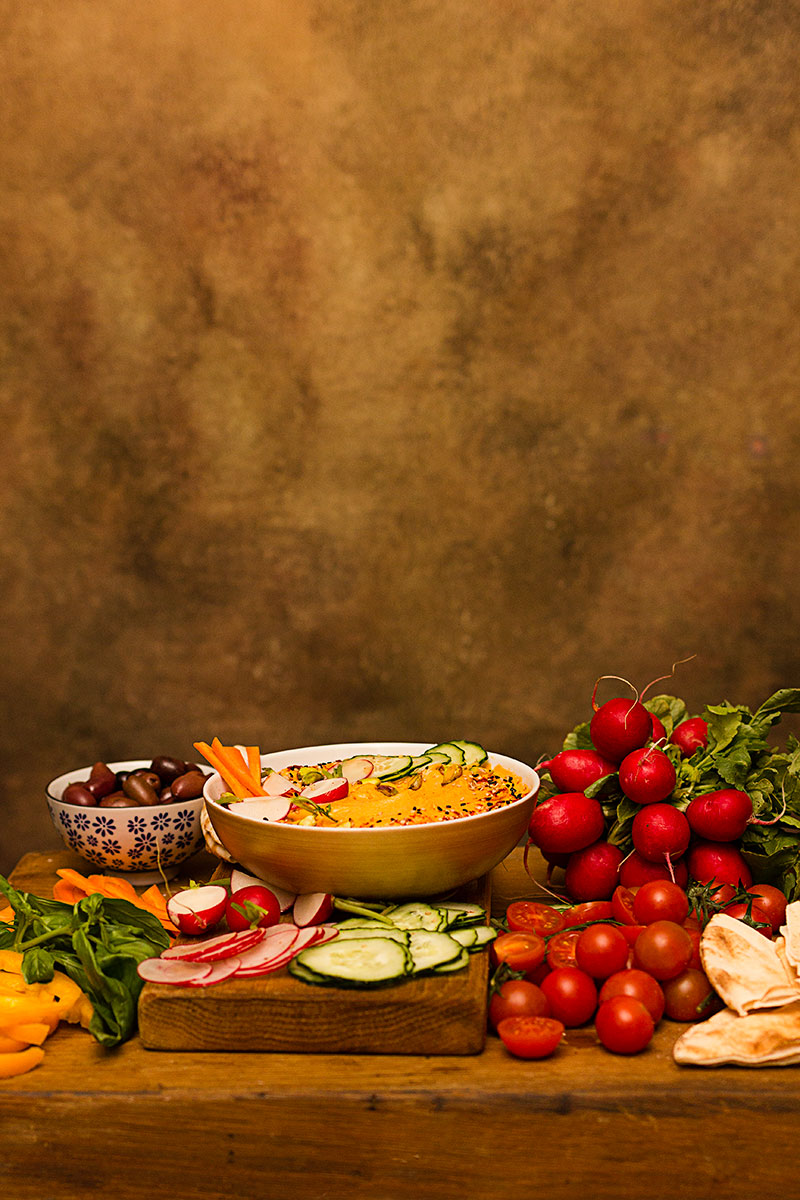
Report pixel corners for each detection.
[2,0,800,874]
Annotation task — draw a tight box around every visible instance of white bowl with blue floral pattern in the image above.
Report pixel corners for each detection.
[46,759,206,882]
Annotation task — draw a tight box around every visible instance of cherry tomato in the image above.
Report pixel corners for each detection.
[632,880,689,926]
[686,927,702,970]
[505,900,565,937]
[497,1015,565,1059]
[225,884,281,931]
[540,966,598,1026]
[489,979,550,1029]
[633,920,692,981]
[620,923,647,947]
[595,995,654,1054]
[560,901,614,928]
[575,923,630,979]
[611,886,638,926]
[724,901,773,937]
[545,928,581,969]
[661,968,720,1022]
[745,883,788,934]
[599,968,665,1023]
[491,931,546,975]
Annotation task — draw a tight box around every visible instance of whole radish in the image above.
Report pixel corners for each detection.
[686,840,753,889]
[631,803,690,866]
[649,713,667,742]
[685,789,752,842]
[564,840,623,901]
[590,698,652,763]
[543,749,617,793]
[528,792,605,855]
[670,717,708,758]
[618,746,677,806]
[619,849,688,889]
[225,884,281,932]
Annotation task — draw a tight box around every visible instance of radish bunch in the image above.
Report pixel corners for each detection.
[530,678,800,904]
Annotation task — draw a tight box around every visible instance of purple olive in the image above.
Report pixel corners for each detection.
[62,783,97,807]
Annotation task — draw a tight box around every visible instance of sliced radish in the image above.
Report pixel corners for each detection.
[293,892,334,927]
[300,777,349,803]
[260,770,298,797]
[166,885,228,935]
[232,796,292,822]
[161,927,266,962]
[229,868,296,912]
[341,756,374,782]
[183,957,242,987]
[233,925,299,970]
[137,958,214,985]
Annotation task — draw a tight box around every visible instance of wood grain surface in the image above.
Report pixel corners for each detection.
[138,868,492,1054]
[2,849,798,1200]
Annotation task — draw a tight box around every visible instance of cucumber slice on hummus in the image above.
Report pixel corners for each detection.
[425,742,465,764]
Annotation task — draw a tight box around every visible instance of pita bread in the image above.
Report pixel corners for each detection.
[674,1001,800,1067]
[779,901,800,971]
[700,913,800,1016]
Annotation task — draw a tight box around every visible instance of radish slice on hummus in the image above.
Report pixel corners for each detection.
[233,796,293,822]
[300,777,349,803]
[261,771,298,797]
[341,756,374,782]
[293,892,334,927]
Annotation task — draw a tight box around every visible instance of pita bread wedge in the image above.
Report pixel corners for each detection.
[674,1001,800,1067]
[700,913,800,1016]
[779,900,800,972]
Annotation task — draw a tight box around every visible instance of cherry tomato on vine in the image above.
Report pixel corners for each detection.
[633,920,693,981]
[560,901,614,928]
[575,923,630,979]
[540,967,598,1026]
[505,901,565,937]
[632,880,689,926]
[745,883,787,934]
[598,968,665,1024]
[595,995,654,1054]
[661,969,719,1022]
[489,979,550,1029]
[497,1016,565,1059]
[490,931,546,975]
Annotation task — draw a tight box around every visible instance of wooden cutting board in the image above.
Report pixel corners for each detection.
[137,870,493,1055]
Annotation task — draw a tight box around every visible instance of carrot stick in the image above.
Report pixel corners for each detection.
[246,746,262,789]
[194,740,263,797]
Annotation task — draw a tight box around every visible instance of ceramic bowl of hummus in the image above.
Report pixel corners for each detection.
[203,741,539,899]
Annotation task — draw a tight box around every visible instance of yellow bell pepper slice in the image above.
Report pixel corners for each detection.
[0,1046,45,1078]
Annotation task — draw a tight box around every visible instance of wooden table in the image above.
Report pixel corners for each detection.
[2,849,797,1200]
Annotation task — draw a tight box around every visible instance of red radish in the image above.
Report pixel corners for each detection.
[618,746,676,806]
[234,796,292,822]
[226,884,281,931]
[300,777,350,802]
[165,885,228,935]
[619,850,688,889]
[528,792,605,855]
[261,771,298,797]
[233,925,299,970]
[564,841,623,902]
[590,698,652,763]
[631,803,690,866]
[746,883,788,934]
[686,840,752,888]
[137,957,214,985]
[183,957,243,986]
[544,749,617,793]
[162,927,266,962]
[293,892,334,927]
[341,756,374,782]
[229,868,296,912]
[649,713,667,742]
[685,789,752,842]
[669,717,708,758]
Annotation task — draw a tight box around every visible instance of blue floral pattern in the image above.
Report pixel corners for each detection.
[52,801,203,872]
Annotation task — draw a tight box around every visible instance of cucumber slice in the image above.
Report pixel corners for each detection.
[466,926,498,950]
[425,742,466,765]
[364,755,413,779]
[335,917,399,930]
[333,927,409,943]
[407,930,464,973]
[383,902,449,932]
[434,947,471,973]
[420,751,450,766]
[450,740,488,766]
[380,754,432,780]
[438,902,487,927]
[292,936,412,987]
[450,927,478,948]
